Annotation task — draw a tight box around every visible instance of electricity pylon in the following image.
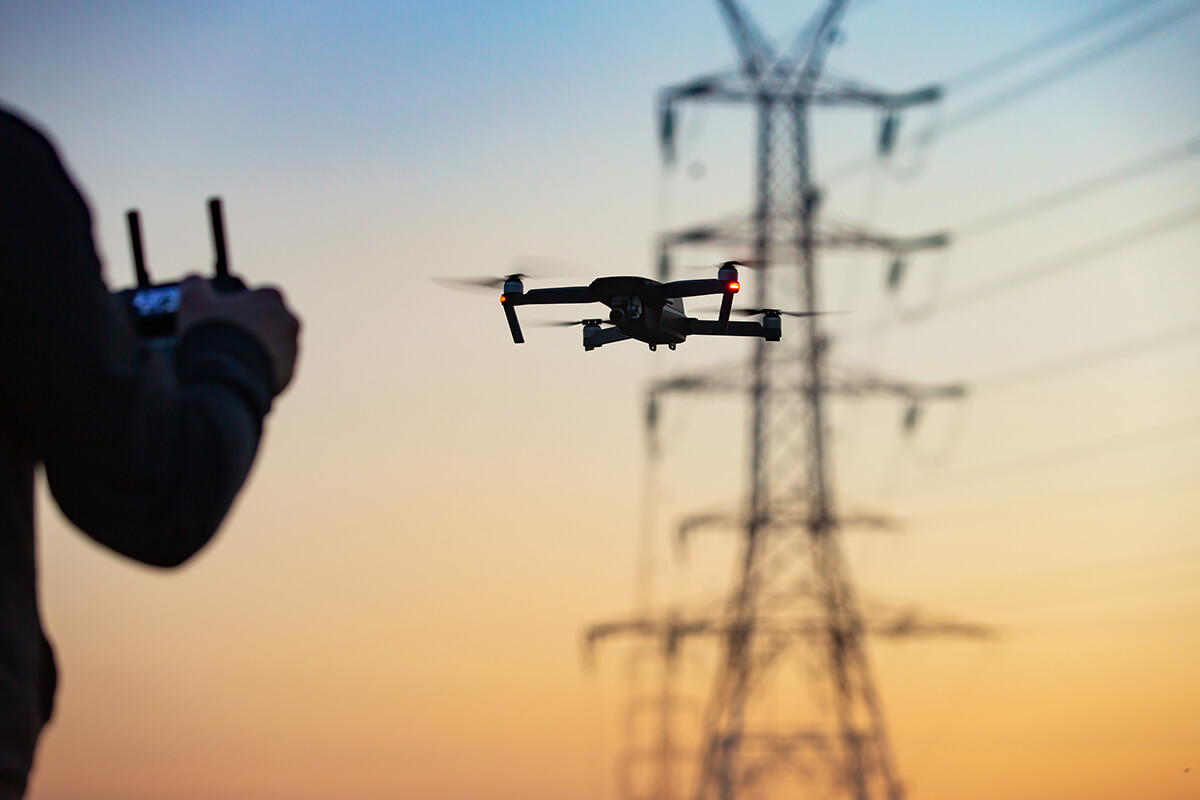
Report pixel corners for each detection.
[652,3,962,798]
[583,603,988,800]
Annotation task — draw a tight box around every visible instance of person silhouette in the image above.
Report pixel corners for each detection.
[0,106,300,799]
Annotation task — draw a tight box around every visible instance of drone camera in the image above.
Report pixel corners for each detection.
[610,294,636,324]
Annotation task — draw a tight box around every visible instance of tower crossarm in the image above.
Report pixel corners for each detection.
[822,372,967,403]
[676,509,900,552]
[677,512,743,548]
[659,70,752,106]
[816,223,950,254]
[870,611,994,640]
[655,216,948,260]
[659,74,942,109]
[584,613,730,667]
[647,366,966,404]
[707,610,994,647]
[586,610,990,647]
[810,76,943,110]
[649,371,746,397]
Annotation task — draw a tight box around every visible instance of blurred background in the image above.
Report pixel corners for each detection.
[1,1,1198,798]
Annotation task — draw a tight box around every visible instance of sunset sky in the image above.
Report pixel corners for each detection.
[2,1,1199,798]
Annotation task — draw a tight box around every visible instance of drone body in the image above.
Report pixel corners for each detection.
[498,263,785,351]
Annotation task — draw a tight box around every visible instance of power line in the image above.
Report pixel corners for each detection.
[931,0,1200,137]
[952,134,1200,238]
[911,544,1200,600]
[968,320,1200,390]
[838,201,1199,342]
[900,473,1197,522]
[823,0,1200,185]
[940,415,1200,486]
[944,0,1171,90]
[897,201,1200,325]
[833,159,1200,343]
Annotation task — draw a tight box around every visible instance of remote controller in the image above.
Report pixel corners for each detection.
[112,197,246,347]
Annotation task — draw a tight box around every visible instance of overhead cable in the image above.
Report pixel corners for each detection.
[899,201,1200,325]
[942,416,1200,485]
[823,0,1200,184]
[944,0,1171,90]
[969,321,1200,390]
[952,134,1200,238]
[932,0,1200,137]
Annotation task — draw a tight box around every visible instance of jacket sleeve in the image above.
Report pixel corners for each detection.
[0,111,275,567]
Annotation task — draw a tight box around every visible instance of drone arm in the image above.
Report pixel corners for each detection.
[660,278,728,299]
[718,290,735,328]
[500,299,524,344]
[499,286,594,345]
[585,325,630,351]
[687,319,780,341]
[508,286,596,306]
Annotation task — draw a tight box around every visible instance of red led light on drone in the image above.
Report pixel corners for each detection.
[728,282,740,292]
[499,295,507,303]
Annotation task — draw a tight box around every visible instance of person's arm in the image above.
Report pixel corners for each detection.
[0,111,287,567]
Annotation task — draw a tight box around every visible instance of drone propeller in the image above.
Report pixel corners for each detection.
[684,258,765,271]
[432,273,529,293]
[733,307,845,318]
[695,306,846,318]
[434,254,597,294]
[532,318,612,328]
[512,254,596,276]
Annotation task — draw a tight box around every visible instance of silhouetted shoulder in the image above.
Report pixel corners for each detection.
[0,105,54,148]
[0,106,73,194]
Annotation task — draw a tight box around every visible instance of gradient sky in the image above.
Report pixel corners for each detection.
[2,2,1199,799]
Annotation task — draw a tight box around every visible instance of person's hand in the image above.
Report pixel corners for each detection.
[178,276,301,395]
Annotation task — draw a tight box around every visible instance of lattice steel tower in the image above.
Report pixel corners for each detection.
[647,2,969,798]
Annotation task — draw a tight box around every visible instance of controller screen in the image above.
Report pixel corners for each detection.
[131,285,181,317]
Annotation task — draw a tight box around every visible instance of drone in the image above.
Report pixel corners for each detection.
[446,262,824,351]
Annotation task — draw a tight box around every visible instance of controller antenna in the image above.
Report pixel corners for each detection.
[208,197,229,277]
[126,210,151,288]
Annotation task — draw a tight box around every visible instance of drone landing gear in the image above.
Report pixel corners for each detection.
[649,344,656,352]
[669,343,676,351]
